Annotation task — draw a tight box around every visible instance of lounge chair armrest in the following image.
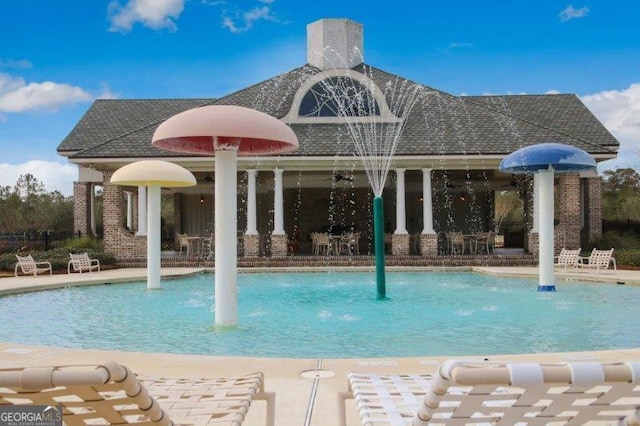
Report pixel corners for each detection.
[577,256,589,264]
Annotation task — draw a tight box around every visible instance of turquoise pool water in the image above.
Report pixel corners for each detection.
[1,272,638,358]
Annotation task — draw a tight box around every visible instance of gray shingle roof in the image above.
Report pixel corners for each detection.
[59,64,618,160]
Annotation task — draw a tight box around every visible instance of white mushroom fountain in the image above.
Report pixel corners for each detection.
[111,160,196,290]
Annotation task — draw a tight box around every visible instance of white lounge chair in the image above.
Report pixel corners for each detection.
[0,361,275,426]
[338,360,640,425]
[554,247,581,270]
[576,248,617,273]
[14,254,52,277]
[68,252,100,273]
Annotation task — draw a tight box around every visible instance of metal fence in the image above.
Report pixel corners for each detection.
[0,232,75,253]
[602,219,640,235]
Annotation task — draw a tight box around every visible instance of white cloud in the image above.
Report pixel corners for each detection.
[97,83,120,100]
[221,4,278,34]
[559,5,589,22]
[0,161,77,196]
[581,83,640,172]
[545,89,560,95]
[0,73,91,113]
[108,0,184,33]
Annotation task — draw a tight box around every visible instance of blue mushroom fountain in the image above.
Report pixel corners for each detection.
[500,143,596,291]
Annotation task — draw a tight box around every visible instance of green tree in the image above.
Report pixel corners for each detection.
[0,174,74,234]
[602,168,640,220]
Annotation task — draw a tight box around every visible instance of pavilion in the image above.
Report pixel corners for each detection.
[57,18,618,263]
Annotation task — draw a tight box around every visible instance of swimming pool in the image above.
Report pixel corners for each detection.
[1,272,638,358]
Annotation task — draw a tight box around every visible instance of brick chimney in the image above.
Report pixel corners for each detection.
[307,18,363,70]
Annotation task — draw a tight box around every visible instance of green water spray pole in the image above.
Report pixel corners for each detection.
[373,196,388,300]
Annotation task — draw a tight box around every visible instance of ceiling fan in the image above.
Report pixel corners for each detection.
[324,172,354,182]
[197,173,214,183]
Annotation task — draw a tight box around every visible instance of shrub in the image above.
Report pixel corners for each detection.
[613,249,640,268]
[584,231,640,252]
[64,236,104,251]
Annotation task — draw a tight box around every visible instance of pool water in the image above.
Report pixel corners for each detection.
[1,272,638,358]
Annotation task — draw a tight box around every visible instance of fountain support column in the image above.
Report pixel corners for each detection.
[215,148,238,325]
[373,196,388,300]
[146,185,161,290]
[538,168,555,291]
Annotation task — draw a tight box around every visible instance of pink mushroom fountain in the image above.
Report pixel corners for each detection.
[152,105,298,326]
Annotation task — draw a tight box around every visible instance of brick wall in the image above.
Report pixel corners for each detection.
[103,171,147,259]
[419,233,437,255]
[73,182,90,236]
[243,234,260,257]
[586,176,603,242]
[392,234,410,255]
[270,234,288,257]
[558,173,581,250]
[132,190,139,233]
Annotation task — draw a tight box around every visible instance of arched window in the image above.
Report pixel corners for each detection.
[298,77,381,117]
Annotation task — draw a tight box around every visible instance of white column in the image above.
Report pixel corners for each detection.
[246,169,258,235]
[394,168,407,234]
[126,191,134,230]
[421,168,435,234]
[215,149,238,326]
[531,173,540,233]
[538,168,555,291]
[273,168,285,235]
[90,184,97,236]
[136,186,147,236]
[147,185,162,290]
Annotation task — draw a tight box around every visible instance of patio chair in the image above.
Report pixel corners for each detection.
[67,252,100,274]
[14,254,52,277]
[576,248,617,273]
[554,247,581,271]
[447,232,466,254]
[176,233,190,255]
[202,233,214,259]
[0,361,275,426]
[338,360,640,426]
[339,232,361,255]
[475,231,496,254]
[314,232,331,255]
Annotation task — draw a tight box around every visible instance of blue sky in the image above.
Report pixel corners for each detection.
[1,0,639,196]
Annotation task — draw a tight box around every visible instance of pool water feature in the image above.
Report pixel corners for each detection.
[1,272,638,358]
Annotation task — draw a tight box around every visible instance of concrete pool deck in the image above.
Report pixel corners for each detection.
[1,266,639,425]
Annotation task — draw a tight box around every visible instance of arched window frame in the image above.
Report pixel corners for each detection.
[282,69,402,124]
